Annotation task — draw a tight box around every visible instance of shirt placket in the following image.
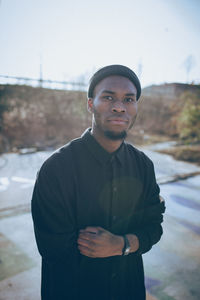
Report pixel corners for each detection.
[109,156,120,300]
[109,157,118,230]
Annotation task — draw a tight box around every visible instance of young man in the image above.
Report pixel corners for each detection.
[32,65,165,300]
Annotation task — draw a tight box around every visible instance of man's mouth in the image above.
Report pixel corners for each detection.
[107,118,128,125]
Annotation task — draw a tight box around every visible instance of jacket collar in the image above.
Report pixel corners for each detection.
[81,128,125,166]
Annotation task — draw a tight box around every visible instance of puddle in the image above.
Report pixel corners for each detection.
[0,232,35,281]
[145,277,161,291]
[171,194,200,211]
[177,219,200,235]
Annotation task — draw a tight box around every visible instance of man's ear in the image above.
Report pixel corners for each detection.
[87,98,94,113]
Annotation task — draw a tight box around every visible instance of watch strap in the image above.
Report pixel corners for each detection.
[122,235,131,256]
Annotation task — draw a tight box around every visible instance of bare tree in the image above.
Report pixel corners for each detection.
[182,55,195,83]
[137,60,143,80]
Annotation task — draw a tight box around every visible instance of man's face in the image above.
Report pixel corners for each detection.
[88,75,138,140]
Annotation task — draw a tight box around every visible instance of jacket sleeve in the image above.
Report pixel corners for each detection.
[132,159,165,255]
[31,151,79,299]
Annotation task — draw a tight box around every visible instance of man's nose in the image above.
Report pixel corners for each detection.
[112,101,126,113]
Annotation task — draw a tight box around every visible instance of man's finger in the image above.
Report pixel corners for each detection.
[81,226,99,234]
[78,232,99,243]
[79,231,97,239]
[77,237,95,248]
[78,244,96,258]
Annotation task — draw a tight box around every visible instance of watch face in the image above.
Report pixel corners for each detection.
[123,235,131,256]
[124,246,131,255]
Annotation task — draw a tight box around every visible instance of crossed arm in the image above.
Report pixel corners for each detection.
[32,155,165,260]
[77,227,139,258]
[78,195,165,258]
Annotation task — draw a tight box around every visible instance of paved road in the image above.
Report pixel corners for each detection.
[0,147,200,300]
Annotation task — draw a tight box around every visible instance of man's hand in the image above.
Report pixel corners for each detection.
[77,226,124,258]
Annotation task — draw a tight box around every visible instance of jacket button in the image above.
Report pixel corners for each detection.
[112,272,116,279]
[113,215,117,221]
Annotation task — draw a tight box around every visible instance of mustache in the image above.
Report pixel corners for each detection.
[107,115,129,121]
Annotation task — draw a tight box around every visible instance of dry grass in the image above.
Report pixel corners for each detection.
[157,145,200,165]
[127,132,172,146]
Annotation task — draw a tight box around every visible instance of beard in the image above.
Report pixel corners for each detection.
[104,130,127,140]
[92,108,137,141]
[103,114,137,140]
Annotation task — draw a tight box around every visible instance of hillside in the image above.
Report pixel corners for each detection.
[135,83,200,136]
[0,83,199,153]
[0,85,90,152]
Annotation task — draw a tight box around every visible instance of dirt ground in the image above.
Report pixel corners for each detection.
[128,132,200,165]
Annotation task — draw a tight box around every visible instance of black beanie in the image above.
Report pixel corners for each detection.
[88,64,141,100]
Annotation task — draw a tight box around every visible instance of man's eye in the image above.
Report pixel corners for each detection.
[104,96,113,100]
[124,98,135,103]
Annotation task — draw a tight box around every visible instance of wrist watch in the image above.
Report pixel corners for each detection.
[122,235,131,256]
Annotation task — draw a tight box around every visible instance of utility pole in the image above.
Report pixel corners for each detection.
[183,55,195,83]
[137,60,143,80]
[39,52,43,87]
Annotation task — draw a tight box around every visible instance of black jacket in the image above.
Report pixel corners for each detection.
[31,128,165,300]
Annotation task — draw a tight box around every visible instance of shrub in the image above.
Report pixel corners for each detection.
[177,91,200,143]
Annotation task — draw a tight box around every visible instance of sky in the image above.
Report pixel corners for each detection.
[0,0,200,88]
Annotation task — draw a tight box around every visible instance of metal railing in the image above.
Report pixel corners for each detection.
[0,74,87,91]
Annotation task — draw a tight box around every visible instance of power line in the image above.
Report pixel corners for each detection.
[0,74,87,90]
